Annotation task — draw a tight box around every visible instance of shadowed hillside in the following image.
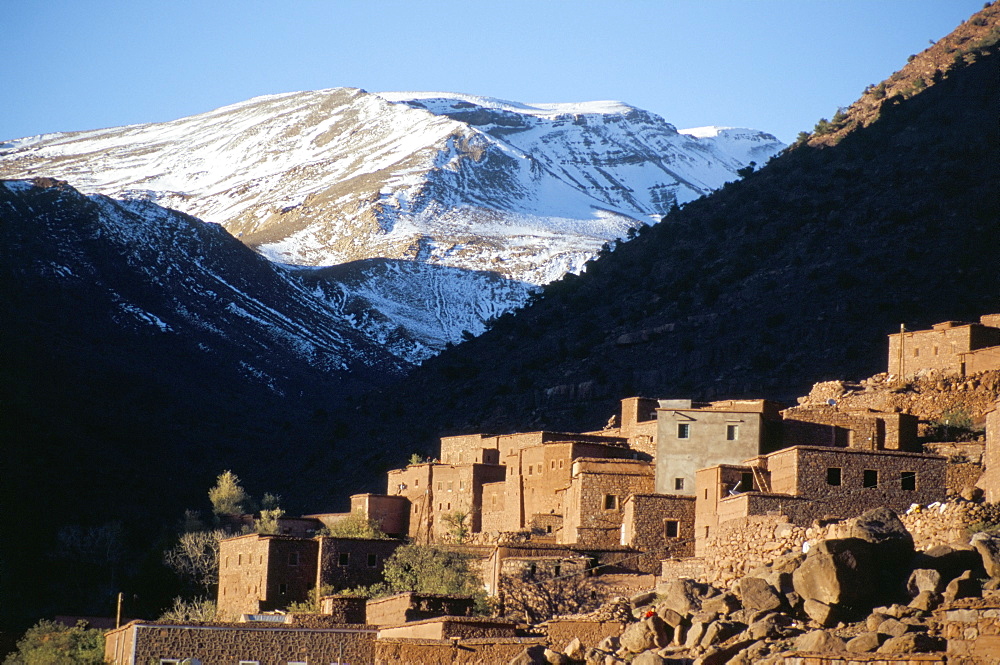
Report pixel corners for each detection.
[330,7,1000,482]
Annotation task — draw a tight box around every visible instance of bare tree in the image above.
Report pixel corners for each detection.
[163,529,227,593]
[498,567,601,624]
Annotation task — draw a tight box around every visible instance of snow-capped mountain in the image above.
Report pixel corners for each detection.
[0,178,408,391]
[0,88,783,357]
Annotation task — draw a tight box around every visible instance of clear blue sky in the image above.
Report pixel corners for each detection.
[2,1,988,144]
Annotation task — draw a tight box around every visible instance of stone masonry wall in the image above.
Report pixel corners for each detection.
[374,636,547,665]
[901,499,1000,550]
[937,600,1000,663]
[106,621,376,665]
[697,515,816,589]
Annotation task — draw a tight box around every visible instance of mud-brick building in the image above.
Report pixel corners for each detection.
[694,445,946,556]
[978,399,1000,502]
[104,617,376,665]
[561,458,655,547]
[780,404,920,452]
[216,534,403,620]
[888,314,1000,379]
[655,399,783,496]
[620,493,696,558]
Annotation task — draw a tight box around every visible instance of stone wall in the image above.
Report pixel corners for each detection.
[561,459,654,547]
[901,500,1000,550]
[317,537,403,591]
[979,403,1000,503]
[105,620,376,665]
[621,493,695,557]
[937,599,1000,663]
[783,654,946,664]
[217,535,318,620]
[698,515,814,589]
[320,595,368,623]
[374,636,546,664]
[542,618,626,652]
[366,592,476,627]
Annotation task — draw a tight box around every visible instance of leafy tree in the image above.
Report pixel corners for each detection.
[372,544,485,606]
[736,161,757,179]
[163,529,228,593]
[208,470,249,518]
[317,511,387,539]
[3,620,104,665]
[254,507,285,535]
[442,511,470,543]
[408,452,424,466]
[158,597,217,622]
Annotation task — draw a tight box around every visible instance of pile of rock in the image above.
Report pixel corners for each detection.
[511,507,1000,664]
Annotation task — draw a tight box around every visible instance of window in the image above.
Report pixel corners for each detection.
[288,552,299,567]
[338,552,350,567]
[367,554,377,567]
[901,471,917,491]
[704,526,710,538]
[674,478,685,491]
[704,489,708,499]
[538,464,543,474]
[528,466,533,476]
[553,564,561,576]
[551,461,556,470]
[604,494,618,510]
[459,480,464,490]
[665,520,679,538]
[546,525,552,533]
[527,563,536,577]
[933,346,939,356]
[448,481,453,491]
[677,423,690,439]
[437,481,442,490]
[237,554,242,566]
[279,583,287,595]
[559,460,564,469]
[827,467,842,486]
[414,478,419,487]
[726,424,739,441]
[913,348,920,357]
[740,472,754,492]
[863,469,878,488]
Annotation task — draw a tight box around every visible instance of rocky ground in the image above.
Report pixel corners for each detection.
[793,370,1000,436]
[509,506,1000,664]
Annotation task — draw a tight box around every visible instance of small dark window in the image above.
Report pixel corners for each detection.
[367,554,377,567]
[288,552,299,567]
[741,472,754,492]
[546,525,552,533]
[338,552,350,567]
[704,526,710,538]
[604,494,617,510]
[863,470,878,488]
[674,477,685,491]
[726,425,739,441]
[528,563,536,577]
[553,565,561,577]
[677,423,690,439]
[665,520,679,538]
[901,471,916,491]
[827,467,842,486]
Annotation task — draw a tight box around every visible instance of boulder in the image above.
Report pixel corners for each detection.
[747,612,793,640]
[794,629,846,653]
[846,632,883,652]
[684,620,707,649]
[700,592,740,618]
[620,615,670,653]
[630,651,666,665]
[877,632,944,654]
[971,532,1000,578]
[915,544,986,582]
[792,538,874,608]
[737,577,784,613]
[842,507,915,596]
[906,568,944,597]
[563,637,585,661]
[543,648,571,664]
[655,606,684,629]
[630,591,657,608]
[866,612,891,631]
[508,645,548,665]
[802,598,840,627]
[876,617,911,638]
[700,620,742,648]
[655,578,704,616]
[908,590,941,612]
[694,639,756,665]
[943,570,982,603]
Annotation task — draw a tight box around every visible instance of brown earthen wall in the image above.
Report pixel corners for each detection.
[621,493,695,557]
[317,537,402,591]
[374,637,546,665]
[543,619,626,652]
[105,621,376,665]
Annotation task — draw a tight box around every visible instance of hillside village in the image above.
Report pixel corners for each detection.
[101,315,1000,664]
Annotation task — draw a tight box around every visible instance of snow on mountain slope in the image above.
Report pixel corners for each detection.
[0,89,783,357]
[0,178,409,387]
